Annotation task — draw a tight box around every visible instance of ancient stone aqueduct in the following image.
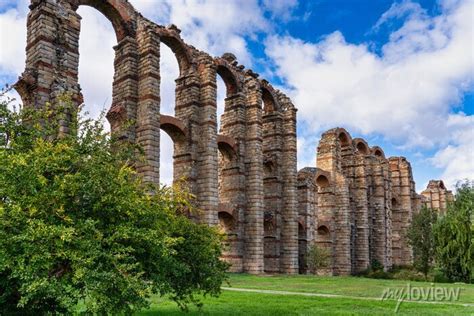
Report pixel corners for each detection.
[15,0,453,275]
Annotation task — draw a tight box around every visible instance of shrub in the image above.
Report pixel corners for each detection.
[0,94,229,314]
[306,244,331,274]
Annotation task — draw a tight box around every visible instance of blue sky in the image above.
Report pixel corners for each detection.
[0,0,472,190]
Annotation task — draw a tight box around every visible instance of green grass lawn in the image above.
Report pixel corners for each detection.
[138,274,474,315]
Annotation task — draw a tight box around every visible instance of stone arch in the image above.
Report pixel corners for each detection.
[217,134,238,161]
[298,221,307,274]
[316,225,332,249]
[218,211,235,233]
[298,222,307,239]
[77,0,137,41]
[337,129,352,147]
[264,211,276,237]
[264,160,275,175]
[372,146,386,159]
[317,225,330,236]
[159,115,187,144]
[353,138,370,155]
[156,27,193,76]
[261,81,281,113]
[215,62,241,96]
[316,174,330,188]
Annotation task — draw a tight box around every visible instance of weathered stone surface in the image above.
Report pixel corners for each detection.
[297,129,424,275]
[421,180,454,215]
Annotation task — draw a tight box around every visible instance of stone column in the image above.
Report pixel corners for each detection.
[16,1,82,120]
[196,55,219,226]
[107,36,139,142]
[243,75,264,274]
[353,154,370,272]
[297,168,318,274]
[174,72,200,196]
[280,99,298,274]
[219,91,247,272]
[262,109,282,273]
[136,22,161,184]
[389,157,413,266]
[371,158,387,268]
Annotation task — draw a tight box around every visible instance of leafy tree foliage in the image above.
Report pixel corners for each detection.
[0,94,229,314]
[407,206,437,279]
[433,180,474,283]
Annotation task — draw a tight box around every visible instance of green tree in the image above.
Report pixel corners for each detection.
[433,180,474,283]
[0,94,229,314]
[407,205,437,279]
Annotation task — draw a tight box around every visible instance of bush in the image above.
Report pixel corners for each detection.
[391,269,426,282]
[431,268,451,283]
[306,244,331,274]
[0,94,229,314]
[370,259,384,272]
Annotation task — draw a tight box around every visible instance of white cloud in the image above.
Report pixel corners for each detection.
[76,6,116,119]
[430,113,474,187]
[0,6,27,75]
[265,0,474,188]
[132,0,270,66]
[262,0,299,21]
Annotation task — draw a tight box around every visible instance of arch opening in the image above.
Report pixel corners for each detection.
[159,130,174,186]
[217,65,239,97]
[262,87,278,113]
[77,6,117,131]
[317,225,330,236]
[338,132,350,147]
[298,223,306,239]
[78,0,134,41]
[264,211,275,237]
[160,43,180,116]
[355,141,369,155]
[316,175,330,188]
[159,35,191,76]
[218,211,235,233]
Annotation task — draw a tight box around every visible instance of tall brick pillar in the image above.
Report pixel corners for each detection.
[371,158,389,268]
[243,75,264,274]
[353,153,370,272]
[16,1,82,115]
[390,157,413,266]
[174,71,200,196]
[107,36,139,141]
[136,22,161,184]
[261,85,283,273]
[196,55,219,226]
[279,96,298,274]
[218,89,247,272]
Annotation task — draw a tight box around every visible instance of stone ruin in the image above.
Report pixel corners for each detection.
[14,0,453,275]
[421,180,454,215]
[296,128,424,274]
